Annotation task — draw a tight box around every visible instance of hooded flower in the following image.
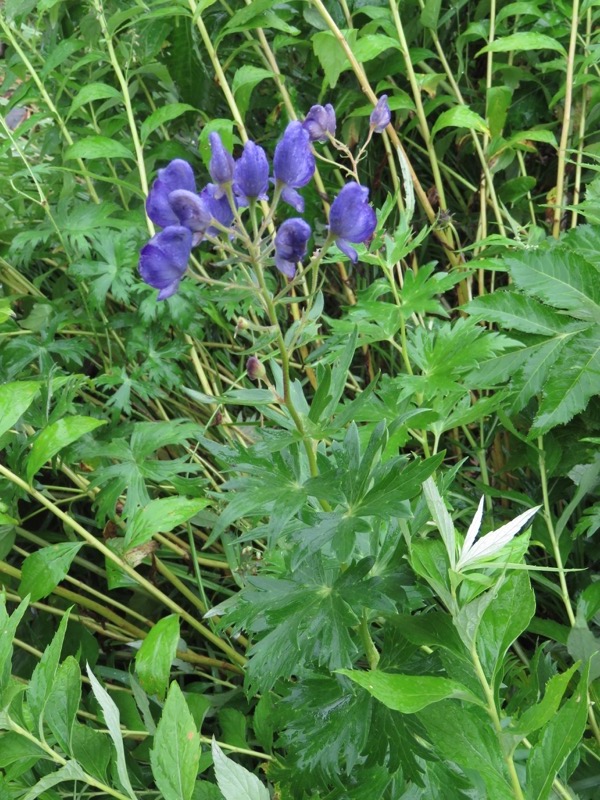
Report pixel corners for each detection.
[328,182,377,263]
[370,95,391,133]
[208,132,235,194]
[139,226,193,300]
[274,218,311,278]
[303,104,336,142]
[146,159,196,228]
[201,183,236,236]
[233,140,269,205]
[168,190,212,244]
[273,121,315,212]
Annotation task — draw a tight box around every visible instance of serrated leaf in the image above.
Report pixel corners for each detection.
[65,136,134,160]
[150,682,200,800]
[478,32,566,55]
[506,249,600,322]
[526,664,589,799]
[351,34,399,62]
[431,106,489,137]
[27,416,106,483]
[531,327,600,434]
[125,496,209,549]
[0,596,29,694]
[21,760,87,800]
[140,103,196,143]
[211,739,269,800]
[337,670,478,712]
[135,615,180,700]
[465,292,573,335]
[28,610,71,735]
[86,664,137,800]
[312,29,357,89]
[45,656,81,754]
[512,663,579,737]
[19,542,83,602]
[0,381,40,438]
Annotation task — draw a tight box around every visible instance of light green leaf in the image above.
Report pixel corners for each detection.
[465,293,572,336]
[125,496,209,550]
[477,572,535,680]
[526,664,590,800]
[86,664,137,800]
[478,32,566,56]
[150,682,201,800]
[232,66,274,120]
[423,478,456,569]
[431,106,489,138]
[486,85,511,137]
[351,34,399,62]
[68,83,121,117]
[337,670,478,712]
[135,614,180,700]
[19,542,84,602]
[512,663,579,737]
[140,103,196,143]
[27,416,106,483]
[65,136,134,160]
[0,596,29,694]
[28,610,71,736]
[45,656,81,754]
[211,738,270,800]
[21,760,87,800]
[312,29,357,89]
[0,381,40,439]
[420,0,442,29]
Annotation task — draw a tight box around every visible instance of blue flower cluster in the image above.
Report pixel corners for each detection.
[139,99,390,299]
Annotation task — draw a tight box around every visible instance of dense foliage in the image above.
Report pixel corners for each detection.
[1,1,599,799]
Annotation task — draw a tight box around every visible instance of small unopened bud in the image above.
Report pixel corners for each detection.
[370,95,391,133]
[246,356,266,381]
[235,317,250,336]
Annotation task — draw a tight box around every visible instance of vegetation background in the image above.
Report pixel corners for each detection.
[0,1,599,798]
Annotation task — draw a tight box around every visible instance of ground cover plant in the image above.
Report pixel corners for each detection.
[1,0,599,798]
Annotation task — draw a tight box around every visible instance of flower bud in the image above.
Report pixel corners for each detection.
[302,103,336,142]
[246,356,266,381]
[370,95,391,133]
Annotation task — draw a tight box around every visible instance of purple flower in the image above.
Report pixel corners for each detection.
[234,141,269,205]
[274,218,311,278]
[370,95,391,133]
[328,183,376,263]
[168,190,212,244]
[246,356,266,381]
[200,183,236,236]
[146,159,196,228]
[273,121,315,212]
[303,104,336,142]
[139,226,193,300]
[208,132,235,193]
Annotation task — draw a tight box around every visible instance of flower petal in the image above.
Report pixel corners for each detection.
[139,226,192,297]
[281,186,305,212]
[169,189,212,235]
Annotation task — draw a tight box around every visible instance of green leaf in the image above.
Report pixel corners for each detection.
[232,66,274,120]
[526,664,590,799]
[506,249,600,322]
[477,572,535,680]
[512,663,579,737]
[423,478,456,569]
[478,32,566,55]
[465,292,572,335]
[68,82,121,117]
[0,381,40,438]
[351,34,399,62]
[0,596,29,694]
[65,136,134,160]
[337,670,478,712]
[531,328,600,434]
[27,610,71,735]
[431,106,489,137]
[27,416,106,483]
[125,496,209,549]
[419,701,512,799]
[45,656,81,754]
[486,85,511,137]
[150,682,201,800]
[135,614,180,700]
[312,29,357,89]
[420,0,442,29]
[140,103,196,143]
[70,722,112,781]
[86,664,137,800]
[21,760,87,800]
[211,739,269,800]
[19,542,84,602]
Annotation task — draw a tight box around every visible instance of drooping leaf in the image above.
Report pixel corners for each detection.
[21,760,87,800]
[512,663,579,738]
[150,682,201,800]
[135,614,180,699]
[19,542,84,602]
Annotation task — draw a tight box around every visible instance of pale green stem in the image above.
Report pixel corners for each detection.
[571,8,592,228]
[552,0,581,237]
